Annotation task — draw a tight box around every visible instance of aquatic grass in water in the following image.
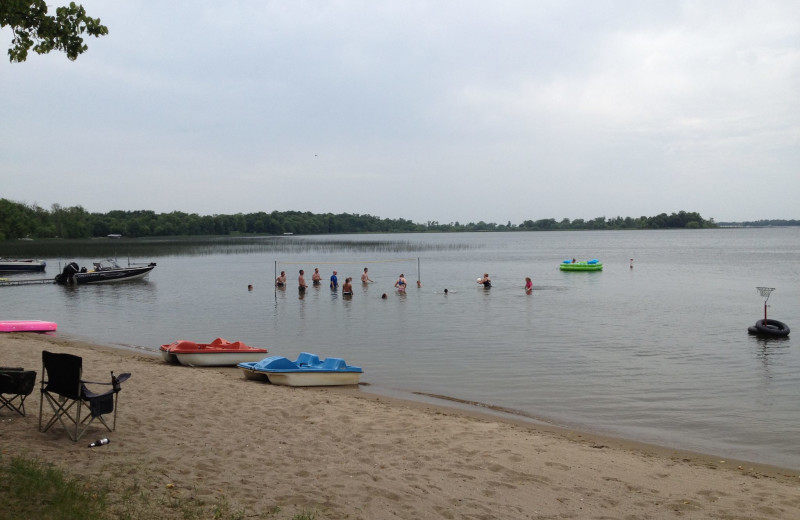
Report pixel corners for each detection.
[2,235,478,259]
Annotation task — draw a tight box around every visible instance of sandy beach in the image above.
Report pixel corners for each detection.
[1,333,799,519]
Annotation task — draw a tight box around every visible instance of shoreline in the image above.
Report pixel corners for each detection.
[66,331,798,474]
[2,333,799,519]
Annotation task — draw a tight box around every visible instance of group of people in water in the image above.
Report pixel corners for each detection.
[274,267,382,295]
[272,268,534,297]
[476,273,530,293]
[267,257,633,297]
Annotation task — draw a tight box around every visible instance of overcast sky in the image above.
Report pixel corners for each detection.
[1,1,798,224]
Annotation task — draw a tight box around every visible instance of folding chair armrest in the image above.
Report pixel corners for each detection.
[82,373,131,386]
[81,385,114,399]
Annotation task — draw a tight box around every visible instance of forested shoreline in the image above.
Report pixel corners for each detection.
[1,198,719,240]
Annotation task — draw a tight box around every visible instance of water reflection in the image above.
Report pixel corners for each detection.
[753,335,791,375]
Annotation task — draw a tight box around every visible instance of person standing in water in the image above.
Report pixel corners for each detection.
[525,277,533,294]
[342,277,353,296]
[298,269,308,291]
[312,268,322,285]
[477,273,491,288]
[275,271,286,287]
[330,270,338,289]
[395,273,407,292]
[361,267,373,284]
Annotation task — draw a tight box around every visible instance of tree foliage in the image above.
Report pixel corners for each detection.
[0,198,723,241]
[1,1,108,62]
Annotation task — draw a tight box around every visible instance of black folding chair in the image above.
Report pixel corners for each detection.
[38,351,131,441]
[0,367,37,417]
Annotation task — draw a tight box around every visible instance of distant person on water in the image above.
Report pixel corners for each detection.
[342,277,353,296]
[312,268,322,285]
[330,270,339,289]
[381,293,388,299]
[630,258,634,269]
[395,273,407,292]
[361,267,373,284]
[525,277,533,294]
[477,273,491,288]
[416,280,421,288]
[298,269,308,291]
[275,271,286,287]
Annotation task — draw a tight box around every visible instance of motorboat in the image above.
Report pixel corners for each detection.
[0,259,46,272]
[55,259,156,284]
[560,259,603,271]
[0,320,57,333]
[238,352,363,386]
[160,338,268,367]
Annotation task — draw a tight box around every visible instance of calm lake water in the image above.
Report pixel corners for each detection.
[3,229,799,469]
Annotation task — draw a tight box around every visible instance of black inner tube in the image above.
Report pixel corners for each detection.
[753,319,790,336]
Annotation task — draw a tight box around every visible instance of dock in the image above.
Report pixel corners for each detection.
[0,278,54,287]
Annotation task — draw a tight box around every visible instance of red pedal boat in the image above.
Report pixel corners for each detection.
[160,338,268,367]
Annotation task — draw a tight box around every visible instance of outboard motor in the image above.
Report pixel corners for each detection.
[54,262,80,284]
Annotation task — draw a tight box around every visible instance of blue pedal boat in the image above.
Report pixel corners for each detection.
[238,352,363,386]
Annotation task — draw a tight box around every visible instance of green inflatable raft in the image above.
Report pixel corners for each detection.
[560,259,603,271]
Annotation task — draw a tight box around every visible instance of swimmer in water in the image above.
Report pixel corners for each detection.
[342,277,353,296]
[361,267,373,284]
[394,273,407,292]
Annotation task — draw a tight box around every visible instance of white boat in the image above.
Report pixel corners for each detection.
[238,352,363,386]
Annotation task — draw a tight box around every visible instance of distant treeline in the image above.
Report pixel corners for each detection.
[718,219,800,227]
[0,198,717,240]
